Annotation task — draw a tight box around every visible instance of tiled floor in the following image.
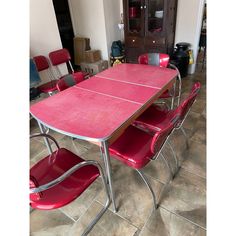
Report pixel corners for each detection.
[30,60,206,236]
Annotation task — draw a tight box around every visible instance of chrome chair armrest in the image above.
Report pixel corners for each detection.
[30,160,106,194]
[30,133,60,149]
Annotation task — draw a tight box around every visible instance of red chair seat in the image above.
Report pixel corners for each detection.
[109,126,154,169]
[30,148,99,210]
[37,80,58,93]
[72,71,85,83]
[133,105,177,132]
[134,82,201,133]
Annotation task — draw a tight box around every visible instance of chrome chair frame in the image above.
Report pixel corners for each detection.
[169,63,182,109]
[30,133,111,236]
[114,114,180,211]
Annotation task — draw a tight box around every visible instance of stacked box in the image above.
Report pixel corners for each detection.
[80,60,108,75]
[84,50,101,63]
[73,37,90,65]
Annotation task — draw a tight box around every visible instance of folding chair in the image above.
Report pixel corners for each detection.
[33,55,58,96]
[49,48,88,83]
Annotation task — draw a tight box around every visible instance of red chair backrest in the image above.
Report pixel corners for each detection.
[138,53,170,68]
[150,114,179,154]
[49,48,71,66]
[176,82,201,126]
[33,55,50,71]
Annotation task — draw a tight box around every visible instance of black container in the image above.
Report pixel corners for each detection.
[171,42,190,78]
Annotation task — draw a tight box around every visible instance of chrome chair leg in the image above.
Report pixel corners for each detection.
[166,140,179,177]
[136,169,158,210]
[180,126,189,149]
[82,162,111,236]
[160,153,174,181]
[37,121,53,154]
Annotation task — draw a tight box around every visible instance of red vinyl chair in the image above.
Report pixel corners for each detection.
[133,82,201,172]
[138,53,182,109]
[30,133,110,235]
[109,114,179,210]
[56,74,84,92]
[49,48,88,83]
[33,55,59,96]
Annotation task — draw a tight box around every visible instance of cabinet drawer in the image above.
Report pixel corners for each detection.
[125,48,144,63]
[126,37,143,48]
[145,37,165,48]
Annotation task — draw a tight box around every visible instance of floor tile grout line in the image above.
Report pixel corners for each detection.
[69,189,105,225]
[181,166,206,180]
[159,205,207,230]
[100,201,142,231]
[142,171,168,186]
[137,208,156,235]
[59,209,77,223]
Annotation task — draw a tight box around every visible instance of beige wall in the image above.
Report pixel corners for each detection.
[69,0,108,60]
[175,0,205,74]
[69,0,121,61]
[103,0,122,57]
[30,0,67,83]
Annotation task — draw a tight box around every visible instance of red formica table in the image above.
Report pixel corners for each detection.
[30,63,178,212]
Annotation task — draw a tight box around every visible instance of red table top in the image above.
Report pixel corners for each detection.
[30,63,177,142]
[76,76,159,104]
[96,63,178,89]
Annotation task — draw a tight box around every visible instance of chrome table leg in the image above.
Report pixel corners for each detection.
[101,141,118,213]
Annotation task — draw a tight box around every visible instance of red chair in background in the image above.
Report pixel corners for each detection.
[33,55,58,96]
[133,82,201,173]
[138,53,182,109]
[56,73,84,92]
[109,114,179,210]
[30,133,110,235]
[49,48,88,83]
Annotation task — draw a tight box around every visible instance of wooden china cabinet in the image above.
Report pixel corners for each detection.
[123,0,178,63]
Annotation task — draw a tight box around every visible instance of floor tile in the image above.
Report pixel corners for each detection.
[142,146,178,184]
[188,115,206,145]
[181,141,206,178]
[160,169,206,228]
[30,139,45,159]
[97,158,164,229]
[30,209,73,236]
[191,98,206,114]
[140,207,206,236]
[57,135,89,156]
[69,201,139,236]
[60,179,103,221]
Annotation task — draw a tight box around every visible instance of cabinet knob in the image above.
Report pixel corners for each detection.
[153,40,156,43]
[140,6,143,9]
[144,5,147,9]
[132,39,135,42]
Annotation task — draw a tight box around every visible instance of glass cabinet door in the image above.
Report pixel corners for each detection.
[146,0,164,35]
[127,0,143,35]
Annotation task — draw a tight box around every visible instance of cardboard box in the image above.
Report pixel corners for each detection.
[84,50,101,63]
[74,36,90,65]
[80,60,108,75]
